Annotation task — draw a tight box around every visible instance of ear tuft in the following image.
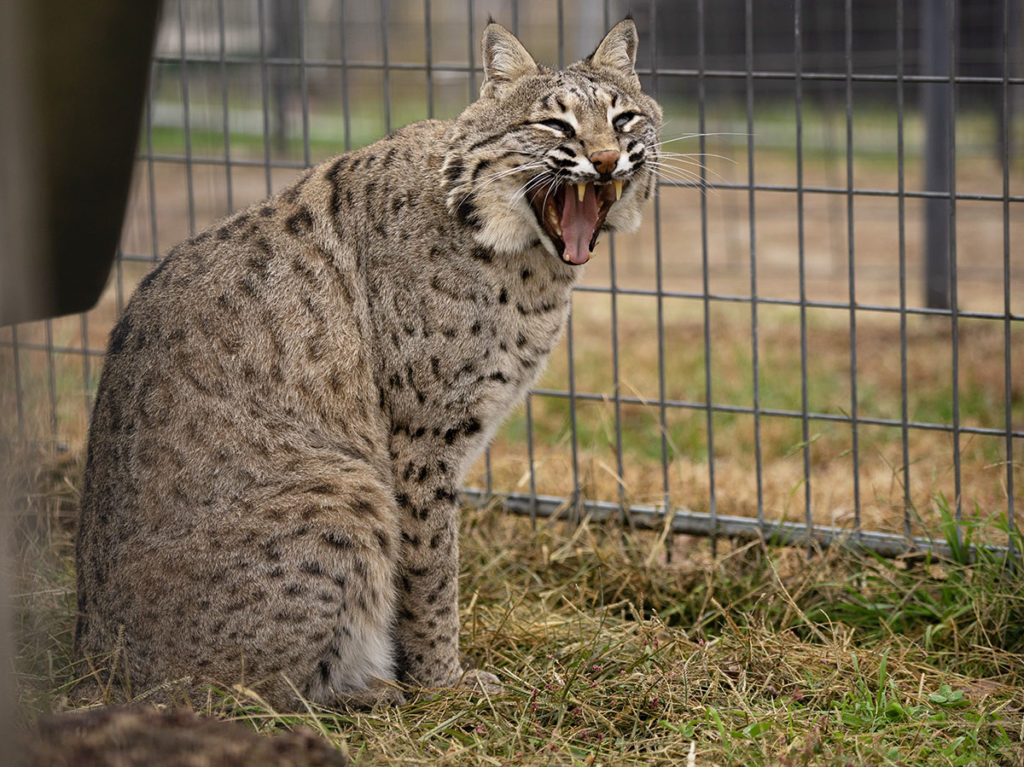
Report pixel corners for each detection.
[481,23,537,97]
[588,19,639,81]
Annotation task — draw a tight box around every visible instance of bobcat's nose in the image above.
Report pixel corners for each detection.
[589,149,620,179]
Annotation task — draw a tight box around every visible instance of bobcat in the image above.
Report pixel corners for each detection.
[75,18,661,708]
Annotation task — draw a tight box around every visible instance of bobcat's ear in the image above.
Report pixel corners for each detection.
[588,19,639,86]
[481,23,537,98]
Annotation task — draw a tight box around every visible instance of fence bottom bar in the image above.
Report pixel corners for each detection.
[462,489,1007,560]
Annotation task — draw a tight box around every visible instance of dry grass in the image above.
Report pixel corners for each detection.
[9,450,1024,765]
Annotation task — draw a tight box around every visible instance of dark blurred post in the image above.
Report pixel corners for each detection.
[921,0,953,310]
[272,0,299,152]
[1,2,160,758]
[1,1,38,759]
[0,0,162,325]
[0,1,44,327]
[1000,0,1019,163]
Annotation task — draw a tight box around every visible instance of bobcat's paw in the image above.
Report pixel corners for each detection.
[457,668,503,695]
[336,679,407,708]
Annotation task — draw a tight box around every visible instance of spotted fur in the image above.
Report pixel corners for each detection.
[74,19,661,708]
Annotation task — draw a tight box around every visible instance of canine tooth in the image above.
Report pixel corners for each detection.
[576,183,586,202]
[613,179,623,200]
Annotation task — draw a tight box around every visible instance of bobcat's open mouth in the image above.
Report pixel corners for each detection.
[528,180,625,266]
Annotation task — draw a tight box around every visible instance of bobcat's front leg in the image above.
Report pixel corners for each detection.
[393,473,460,686]
[389,444,498,691]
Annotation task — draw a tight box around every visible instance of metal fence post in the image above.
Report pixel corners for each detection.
[272,0,298,152]
[921,0,953,310]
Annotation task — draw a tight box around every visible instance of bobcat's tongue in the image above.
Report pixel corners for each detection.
[560,183,599,265]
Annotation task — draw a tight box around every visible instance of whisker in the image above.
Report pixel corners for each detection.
[650,158,727,184]
[453,160,549,208]
[654,131,751,147]
[472,161,548,189]
[647,158,710,175]
[646,164,703,182]
[541,178,558,211]
[649,171,710,189]
[645,164,717,192]
[507,170,561,210]
[658,151,736,166]
[511,173,554,205]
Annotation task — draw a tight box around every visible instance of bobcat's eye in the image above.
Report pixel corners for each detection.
[612,112,642,132]
[536,118,576,138]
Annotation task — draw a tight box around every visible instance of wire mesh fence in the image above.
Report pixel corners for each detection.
[1,0,1021,558]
